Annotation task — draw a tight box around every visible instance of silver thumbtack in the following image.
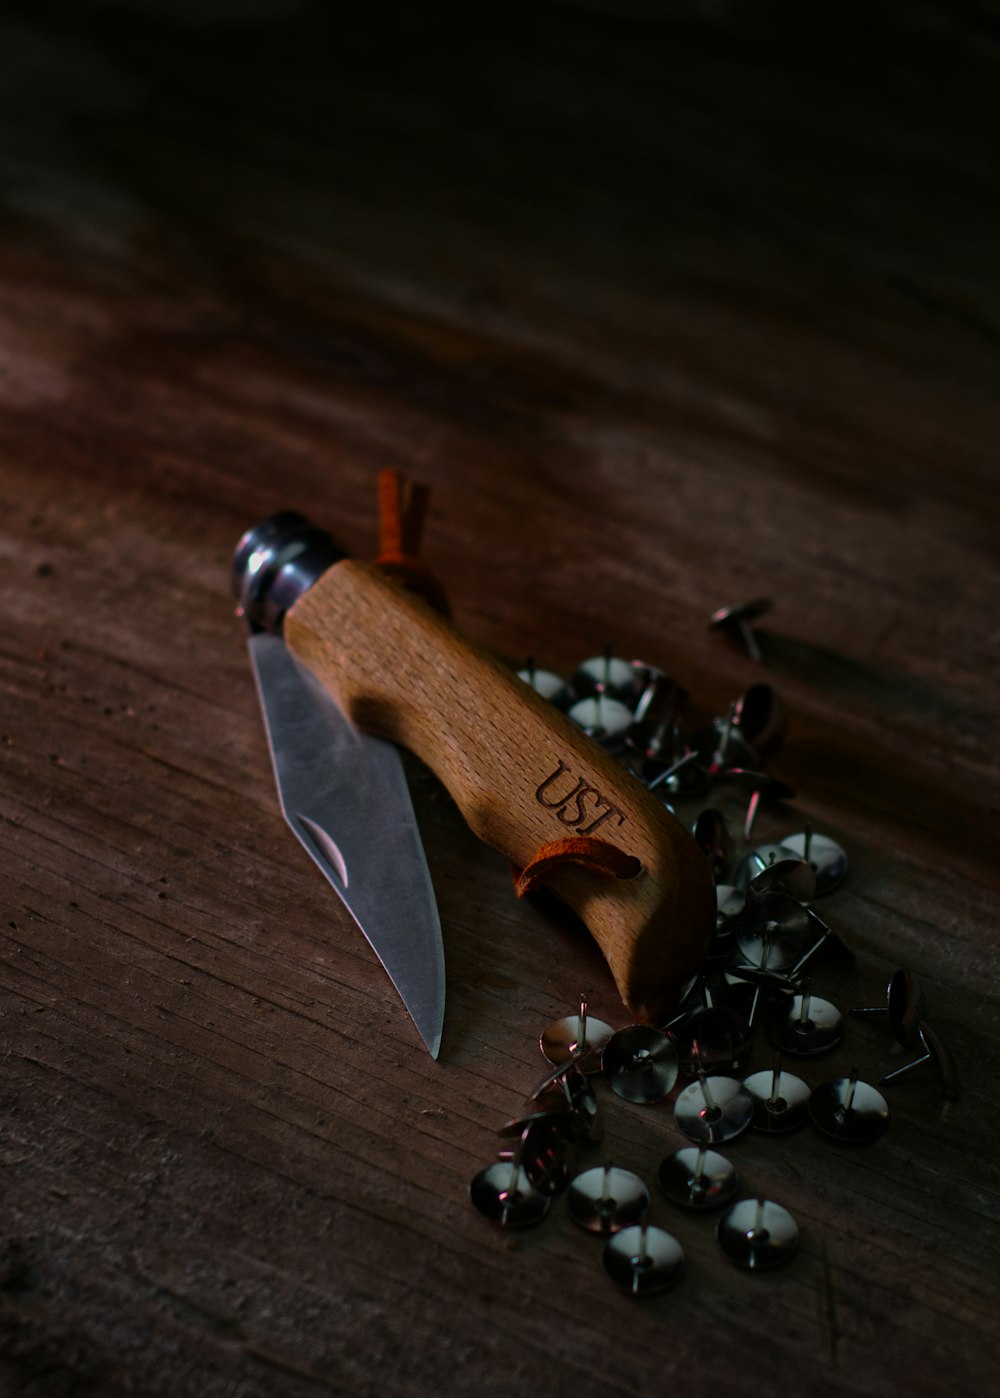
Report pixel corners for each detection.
[541,995,614,1074]
[717,1197,799,1270]
[781,828,848,895]
[602,1218,685,1297]
[878,1021,960,1099]
[571,645,643,705]
[735,890,812,972]
[731,683,787,757]
[630,667,685,728]
[528,1062,604,1144]
[657,1140,739,1211]
[602,1025,679,1104]
[743,1054,811,1132]
[733,843,799,891]
[745,856,816,902]
[766,983,844,1056]
[674,1053,753,1144]
[850,967,927,1048]
[786,906,854,978]
[496,1115,576,1196]
[567,1163,651,1235]
[517,655,573,709]
[567,692,634,747]
[809,1067,890,1143]
[674,1002,753,1077]
[708,597,774,663]
[690,711,758,775]
[645,749,707,801]
[718,769,795,840]
[469,1144,551,1228]
[691,808,732,883]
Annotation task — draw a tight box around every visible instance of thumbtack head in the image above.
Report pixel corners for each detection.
[528,1062,604,1144]
[766,990,844,1056]
[809,1069,890,1143]
[708,597,774,663]
[567,1165,651,1235]
[603,1223,685,1297]
[469,1161,551,1228]
[674,1072,753,1144]
[540,998,614,1075]
[602,1026,679,1104]
[878,1021,960,1099]
[781,829,848,895]
[850,967,927,1049]
[657,1143,739,1211]
[735,890,813,972]
[743,1061,811,1132]
[717,1198,799,1270]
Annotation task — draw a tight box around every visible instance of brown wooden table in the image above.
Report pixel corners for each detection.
[2,4,998,1394]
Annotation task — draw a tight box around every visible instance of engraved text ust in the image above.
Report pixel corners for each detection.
[535,760,627,836]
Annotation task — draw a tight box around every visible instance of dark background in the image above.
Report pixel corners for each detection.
[1,3,998,1395]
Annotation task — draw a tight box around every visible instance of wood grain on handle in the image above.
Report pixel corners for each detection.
[285,560,714,1022]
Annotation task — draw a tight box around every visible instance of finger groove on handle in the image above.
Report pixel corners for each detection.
[285,560,714,1020]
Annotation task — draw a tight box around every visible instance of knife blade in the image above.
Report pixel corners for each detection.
[248,631,445,1057]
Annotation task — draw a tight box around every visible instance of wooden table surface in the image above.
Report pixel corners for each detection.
[2,4,998,1394]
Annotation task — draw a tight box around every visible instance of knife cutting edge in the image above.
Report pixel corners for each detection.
[233,511,445,1057]
[232,504,715,1057]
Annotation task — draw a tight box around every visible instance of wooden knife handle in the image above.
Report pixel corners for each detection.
[284,559,714,1022]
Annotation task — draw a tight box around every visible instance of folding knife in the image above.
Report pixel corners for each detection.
[232,511,714,1056]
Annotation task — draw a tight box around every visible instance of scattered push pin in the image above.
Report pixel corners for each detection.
[541,995,614,1074]
[567,1163,651,1235]
[528,1062,604,1144]
[766,986,844,1056]
[496,1114,576,1196]
[743,1055,811,1132]
[602,1219,685,1297]
[567,693,634,747]
[705,885,744,963]
[517,656,573,709]
[787,906,854,978]
[674,995,753,1076]
[717,1197,799,1270]
[733,844,799,891]
[851,967,928,1048]
[572,645,644,705]
[719,769,795,840]
[781,826,848,895]
[630,667,686,728]
[469,1154,551,1229]
[602,1025,679,1104]
[878,1021,960,1099]
[646,749,710,801]
[745,855,816,903]
[731,682,787,758]
[708,597,774,664]
[716,884,746,926]
[690,713,758,775]
[736,890,813,972]
[691,808,732,883]
[625,718,684,781]
[809,1067,890,1143]
[674,1057,753,1144]
[657,1141,739,1211]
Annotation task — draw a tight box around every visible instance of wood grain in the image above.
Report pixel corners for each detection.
[1,2,999,1395]
[286,558,714,1019]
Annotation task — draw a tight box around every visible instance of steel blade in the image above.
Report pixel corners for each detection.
[248,633,445,1057]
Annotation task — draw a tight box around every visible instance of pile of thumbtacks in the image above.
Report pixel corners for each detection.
[469,600,958,1296]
